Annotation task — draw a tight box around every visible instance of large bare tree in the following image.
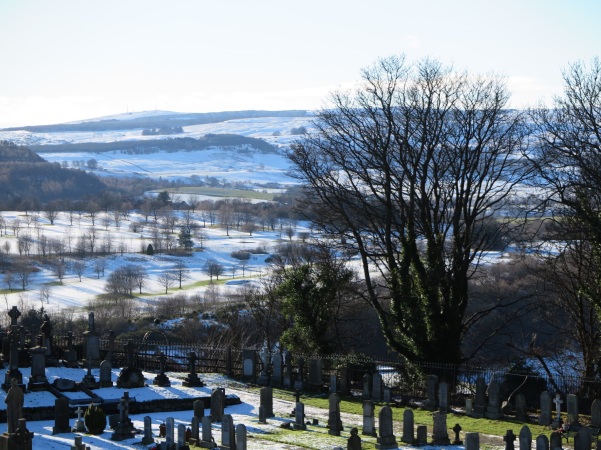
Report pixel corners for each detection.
[288,55,530,365]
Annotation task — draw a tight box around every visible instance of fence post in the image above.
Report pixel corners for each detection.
[225,346,232,377]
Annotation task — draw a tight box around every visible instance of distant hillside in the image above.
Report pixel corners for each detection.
[1,110,309,133]
[0,141,107,205]
[30,134,279,154]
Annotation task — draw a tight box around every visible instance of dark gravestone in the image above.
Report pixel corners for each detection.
[424,374,438,411]
[416,425,428,445]
[465,432,480,450]
[235,423,247,450]
[362,400,376,437]
[111,392,137,441]
[473,376,487,418]
[116,340,145,389]
[221,414,236,450]
[182,351,204,387]
[372,373,383,402]
[328,393,343,436]
[152,352,170,387]
[210,388,225,423]
[308,358,322,389]
[260,387,274,418]
[536,434,550,450]
[294,402,306,430]
[439,381,449,412]
[538,391,552,426]
[486,380,503,420]
[83,312,101,368]
[52,378,76,391]
[432,411,451,445]
[348,427,362,450]
[52,397,71,434]
[376,405,398,449]
[193,398,205,420]
[28,340,48,391]
[592,399,601,428]
[141,415,154,445]
[519,425,532,450]
[201,416,216,447]
[271,351,283,387]
[578,426,593,450]
[504,430,517,450]
[402,408,414,443]
[567,394,579,427]
[257,347,270,386]
[99,360,113,388]
[362,374,371,400]
[241,349,257,382]
[515,393,528,422]
[549,431,562,450]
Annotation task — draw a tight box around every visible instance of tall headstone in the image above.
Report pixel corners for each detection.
[260,387,274,418]
[235,424,247,450]
[538,391,552,426]
[177,423,186,449]
[28,336,48,391]
[191,416,200,443]
[362,374,371,400]
[141,416,154,445]
[519,425,532,450]
[372,373,383,402]
[111,391,136,441]
[182,351,204,387]
[339,367,350,395]
[432,411,451,445]
[515,393,528,423]
[193,399,205,420]
[578,426,593,450]
[99,360,113,388]
[329,374,337,394]
[439,381,449,412]
[473,376,487,418]
[257,347,270,386]
[552,394,563,428]
[549,431,562,450]
[64,331,79,368]
[294,357,305,391]
[83,312,101,368]
[362,400,376,437]
[328,393,343,436]
[241,349,257,382]
[282,350,292,388]
[116,340,144,388]
[210,388,225,423]
[485,380,503,420]
[3,307,23,390]
[152,352,170,387]
[424,374,439,411]
[465,432,480,450]
[308,358,322,389]
[52,397,71,434]
[376,405,398,449]
[271,351,283,387]
[536,434,549,450]
[294,402,306,430]
[402,408,414,444]
[201,416,215,447]
[504,430,516,450]
[165,417,174,449]
[591,398,601,428]
[566,394,579,427]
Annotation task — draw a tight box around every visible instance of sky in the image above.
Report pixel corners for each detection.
[0,0,599,128]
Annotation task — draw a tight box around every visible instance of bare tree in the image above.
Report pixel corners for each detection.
[157,271,176,294]
[51,260,67,283]
[72,260,86,282]
[288,55,531,364]
[204,260,224,282]
[173,261,191,289]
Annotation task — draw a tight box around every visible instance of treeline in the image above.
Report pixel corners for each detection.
[31,134,278,155]
[1,110,308,133]
[141,126,183,136]
[0,141,107,206]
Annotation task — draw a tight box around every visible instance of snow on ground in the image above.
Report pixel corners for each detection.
[0,209,307,316]
[0,366,467,450]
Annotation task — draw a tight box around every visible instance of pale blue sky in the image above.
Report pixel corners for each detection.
[0,0,599,127]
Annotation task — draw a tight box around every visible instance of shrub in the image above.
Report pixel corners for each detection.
[84,403,106,435]
[230,250,251,260]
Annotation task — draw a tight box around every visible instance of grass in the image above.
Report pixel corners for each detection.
[161,186,277,201]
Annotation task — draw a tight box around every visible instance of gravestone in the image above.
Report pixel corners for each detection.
[439,381,449,412]
[52,397,71,434]
[64,331,79,368]
[465,432,480,450]
[504,429,517,450]
[210,388,225,422]
[271,351,283,387]
[111,392,137,441]
[152,352,170,387]
[578,426,593,450]
[28,338,48,391]
[473,376,487,418]
[72,406,86,433]
[257,347,270,386]
[177,423,186,449]
[536,434,549,450]
[402,408,414,443]
[329,374,337,394]
[339,367,350,395]
[416,425,428,445]
[538,391,552,426]
[294,357,305,390]
[241,349,257,382]
[107,330,116,365]
[294,402,306,430]
[362,400,376,437]
[376,405,398,449]
[72,435,86,450]
[591,399,601,428]
[165,417,175,449]
[222,415,236,450]
[193,399,205,420]
[182,351,204,387]
[432,411,451,445]
[141,416,154,445]
[260,387,274,418]
[81,361,99,389]
[515,393,528,423]
[99,360,113,388]
[549,431,562,450]
[328,393,343,436]
[282,350,292,388]
[372,373,383,402]
[83,312,101,368]
[40,313,55,364]
[348,427,362,450]
[236,424,247,450]
[362,374,371,400]
[453,423,463,445]
[258,405,267,424]
[0,416,33,450]
[201,416,216,448]
[383,386,391,404]
[466,398,473,416]
[519,425,532,450]
[485,380,503,420]
[567,394,579,427]
[3,307,23,390]
[190,416,200,443]
[424,374,439,411]
[308,358,322,389]
[552,394,563,428]
[116,340,145,388]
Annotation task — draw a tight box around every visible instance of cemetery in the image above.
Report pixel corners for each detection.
[0,305,600,449]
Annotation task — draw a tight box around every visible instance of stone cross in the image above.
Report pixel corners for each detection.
[553,394,563,422]
[504,429,517,450]
[8,306,20,326]
[118,392,130,423]
[188,351,198,375]
[125,340,135,368]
